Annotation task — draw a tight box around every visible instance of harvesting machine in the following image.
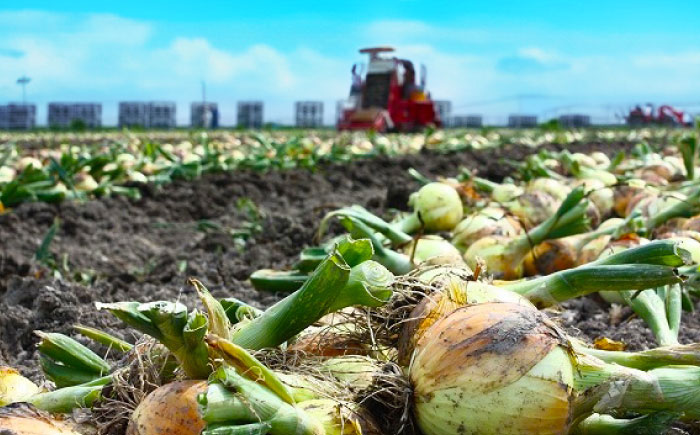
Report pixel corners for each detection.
[337,47,441,132]
[626,103,692,127]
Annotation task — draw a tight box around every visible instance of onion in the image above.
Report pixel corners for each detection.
[0,403,81,435]
[397,277,534,364]
[410,303,575,435]
[400,235,463,266]
[410,301,700,435]
[73,173,99,192]
[683,215,700,232]
[523,217,627,275]
[590,151,611,168]
[398,182,464,233]
[526,178,571,202]
[491,182,524,203]
[126,380,208,435]
[450,208,520,253]
[0,367,40,406]
[612,181,648,217]
[17,156,42,171]
[506,191,558,229]
[574,178,614,218]
[0,166,16,183]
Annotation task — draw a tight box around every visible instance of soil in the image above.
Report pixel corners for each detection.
[2,139,698,433]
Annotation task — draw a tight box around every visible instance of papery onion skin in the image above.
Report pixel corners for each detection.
[126,380,207,435]
[0,366,40,406]
[0,403,81,435]
[410,303,575,435]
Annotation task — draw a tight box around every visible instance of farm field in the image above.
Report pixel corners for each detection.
[3,127,700,434]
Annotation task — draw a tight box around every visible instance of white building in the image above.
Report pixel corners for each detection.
[118,102,176,128]
[191,102,219,128]
[559,114,591,128]
[433,100,452,127]
[0,103,36,130]
[237,101,263,128]
[452,115,483,128]
[48,103,102,128]
[295,101,323,127]
[508,115,538,128]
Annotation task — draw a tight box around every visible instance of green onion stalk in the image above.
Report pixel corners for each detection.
[463,186,591,279]
[522,215,636,276]
[229,237,394,350]
[197,336,380,435]
[100,237,394,368]
[35,331,111,388]
[409,302,700,435]
[644,187,700,230]
[590,239,692,346]
[499,239,687,308]
[96,300,211,379]
[467,174,561,228]
[573,412,681,435]
[678,134,697,181]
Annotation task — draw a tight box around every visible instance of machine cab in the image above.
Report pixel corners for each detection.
[338,47,440,132]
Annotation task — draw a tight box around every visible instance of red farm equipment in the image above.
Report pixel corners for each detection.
[626,103,692,127]
[337,47,441,132]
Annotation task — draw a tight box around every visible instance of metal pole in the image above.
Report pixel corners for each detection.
[201,80,206,128]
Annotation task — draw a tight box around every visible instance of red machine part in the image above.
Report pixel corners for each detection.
[338,47,441,132]
[627,104,691,126]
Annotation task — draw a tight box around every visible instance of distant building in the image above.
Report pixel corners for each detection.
[434,100,452,127]
[48,103,102,128]
[0,103,36,130]
[237,101,263,128]
[119,102,149,128]
[452,115,483,128]
[295,101,323,127]
[559,114,591,128]
[118,101,176,128]
[191,102,219,128]
[148,102,176,129]
[508,115,538,128]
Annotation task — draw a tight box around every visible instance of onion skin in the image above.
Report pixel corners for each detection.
[0,403,81,435]
[0,367,40,406]
[397,279,534,365]
[522,239,578,276]
[126,380,208,435]
[507,191,558,229]
[411,303,574,435]
[451,209,520,253]
[613,184,646,217]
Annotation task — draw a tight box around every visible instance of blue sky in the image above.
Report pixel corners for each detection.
[2,1,700,126]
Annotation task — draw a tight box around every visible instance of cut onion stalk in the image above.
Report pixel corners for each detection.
[97,300,211,379]
[36,331,111,388]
